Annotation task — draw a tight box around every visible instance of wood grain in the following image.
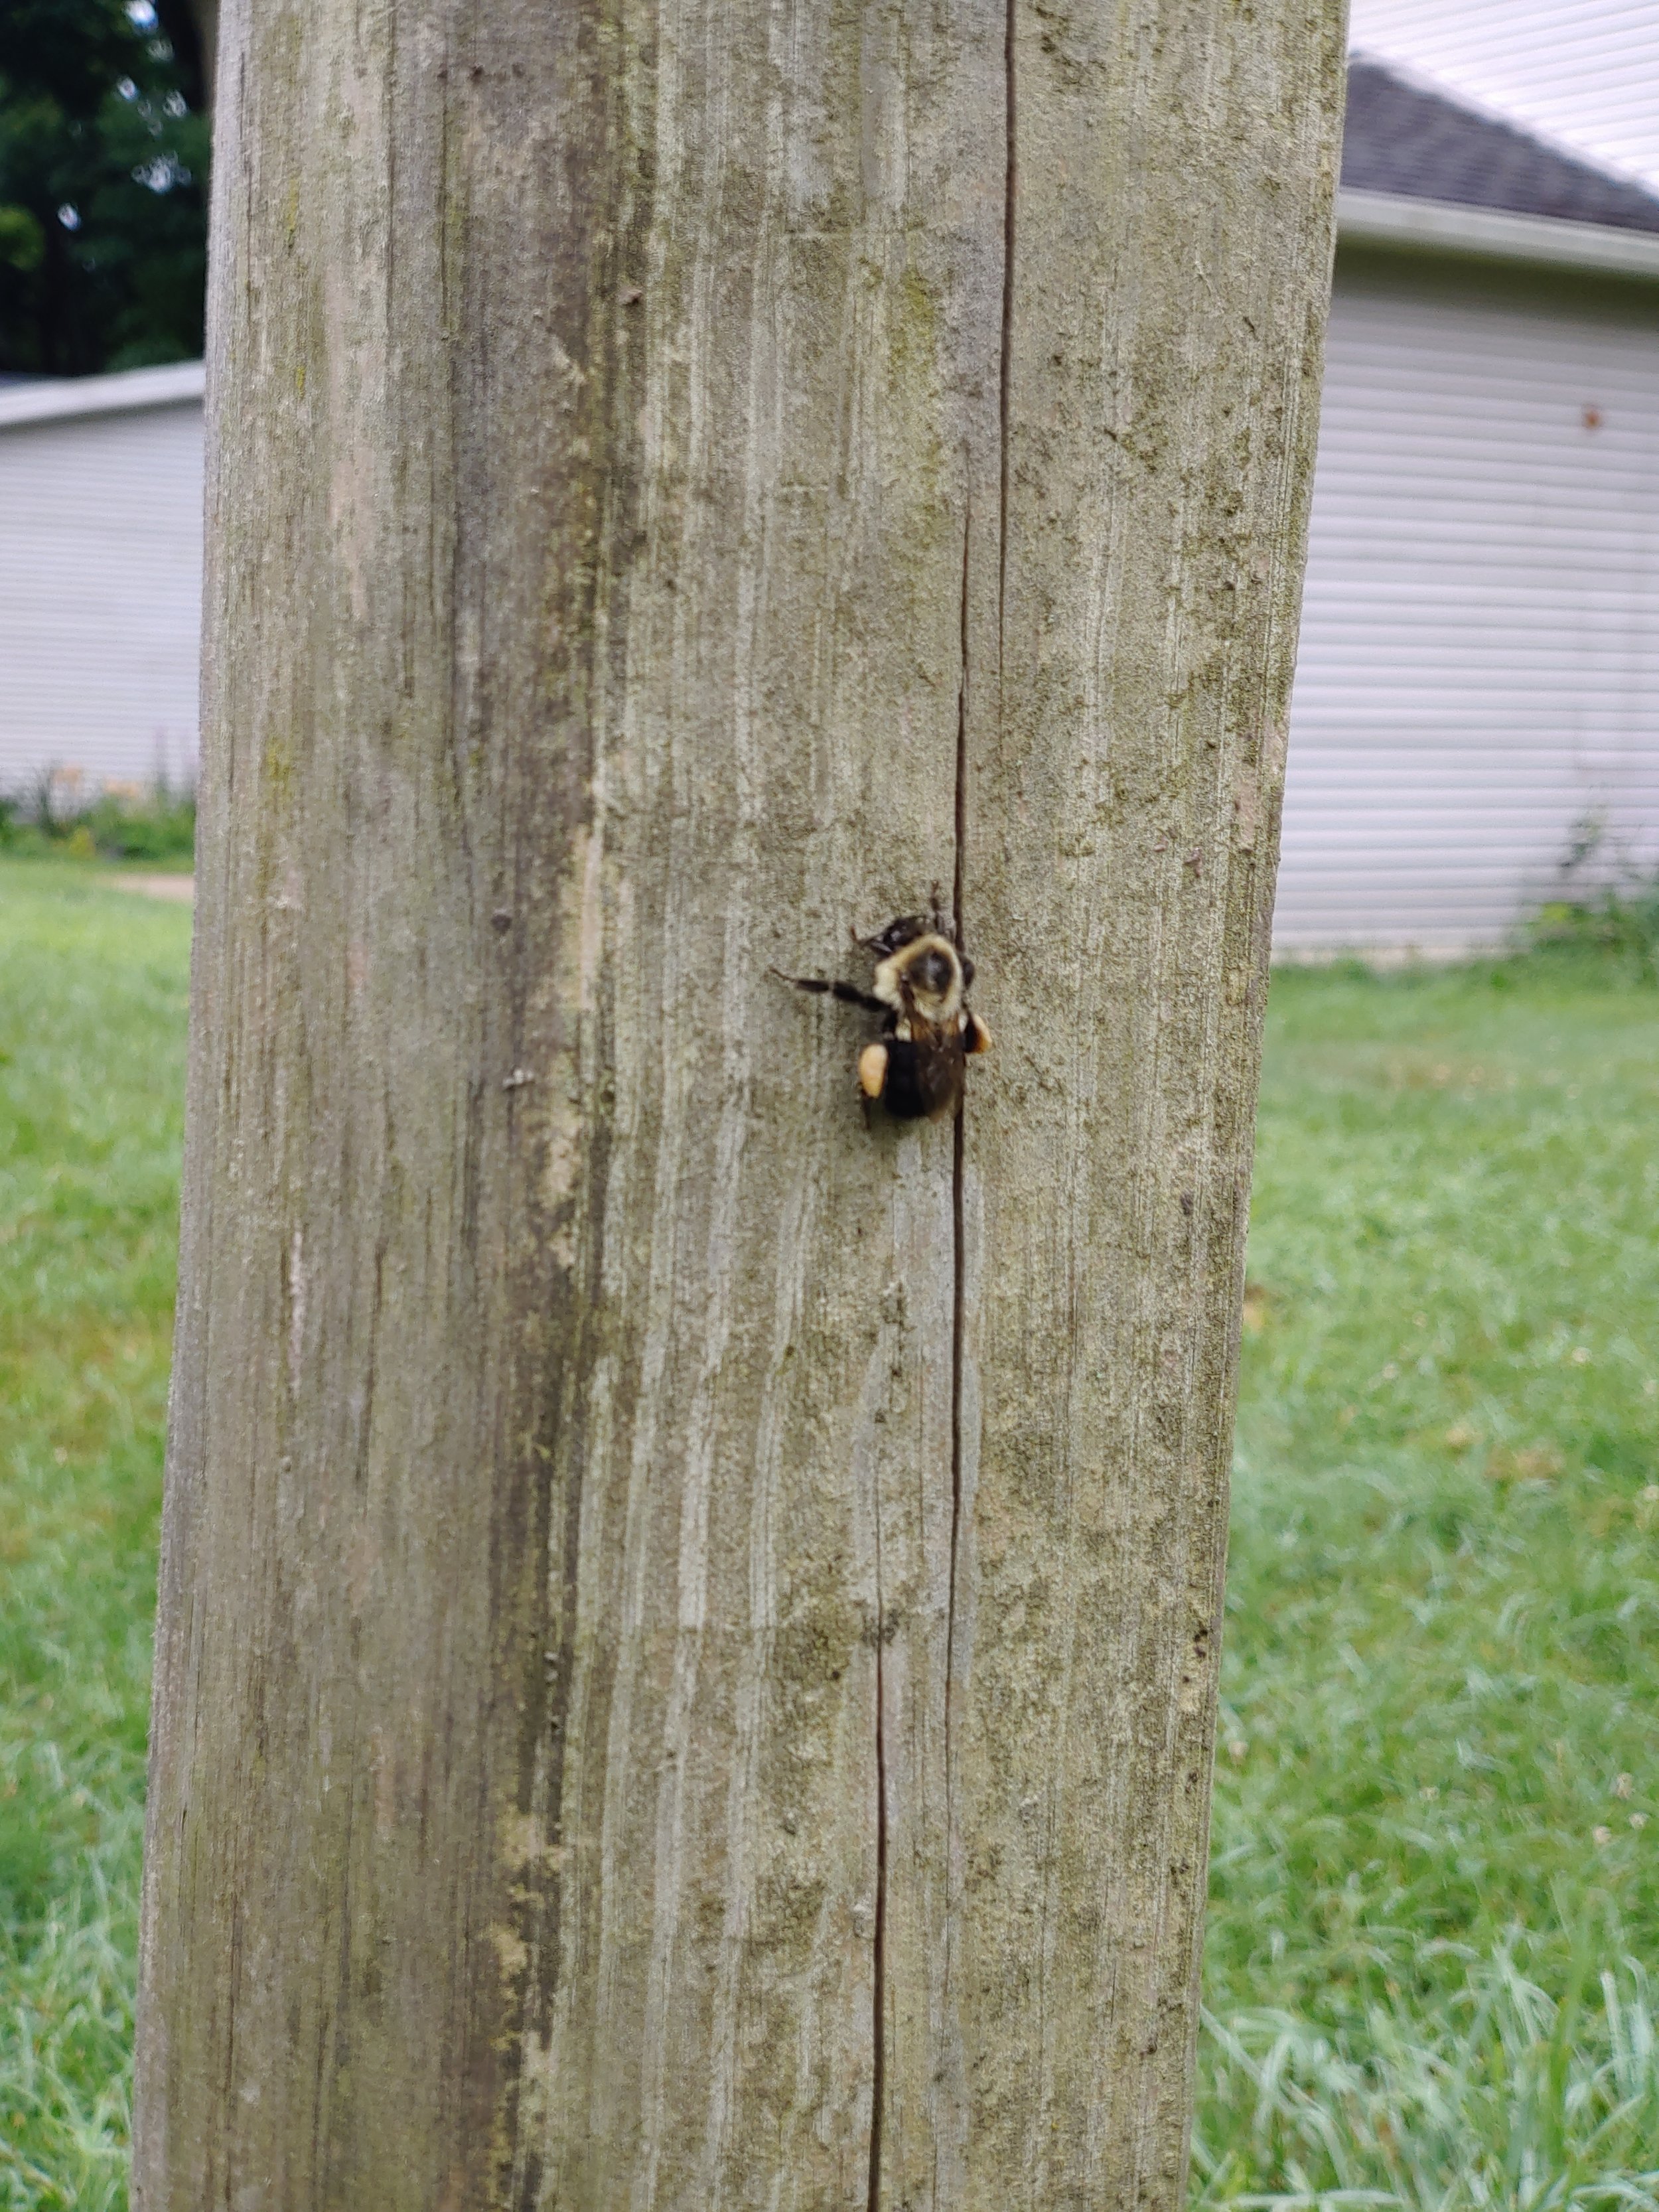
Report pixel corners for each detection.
[133,2,1346,2205]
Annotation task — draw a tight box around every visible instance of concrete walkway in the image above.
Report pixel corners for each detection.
[109,873,195,903]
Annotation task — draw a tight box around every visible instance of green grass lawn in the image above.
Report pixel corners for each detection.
[0,864,188,2211]
[1198,958,1659,2206]
[1,861,1657,2206]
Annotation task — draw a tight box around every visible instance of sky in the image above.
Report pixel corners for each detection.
[1349,1,1659,194]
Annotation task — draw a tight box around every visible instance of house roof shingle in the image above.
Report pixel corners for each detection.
[1343,56,1659,236]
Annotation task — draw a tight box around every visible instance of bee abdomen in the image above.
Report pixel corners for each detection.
[878,1036,963,1122]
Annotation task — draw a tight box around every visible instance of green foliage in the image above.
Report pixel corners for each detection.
[75,788,193,863]
[1526,816,1659,983]
[0,778,193,863]
[0,1,208,376]
[0,203,44,271]
[0,861,188,2207]
[1532,883,1659,983]
[1200,956,1659,2203]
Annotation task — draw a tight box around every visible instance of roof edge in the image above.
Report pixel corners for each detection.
[0,359,205,433]
[1346,48,1659,204]
[1338,188,1659,283]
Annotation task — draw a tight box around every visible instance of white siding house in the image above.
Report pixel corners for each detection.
[1275,58,1659,950]
[0,361,204,801]
[1277,217,1659,950]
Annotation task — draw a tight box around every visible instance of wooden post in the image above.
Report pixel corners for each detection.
[133,1,1346,2204]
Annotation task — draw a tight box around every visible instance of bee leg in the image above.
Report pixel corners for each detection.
[964,1009,992,1055]
[857,1042,890,1100]
[770,970,887,1015]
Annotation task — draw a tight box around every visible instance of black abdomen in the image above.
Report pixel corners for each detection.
[880,1036,964,1121]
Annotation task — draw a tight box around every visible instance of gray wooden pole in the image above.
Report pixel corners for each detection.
[133,2,1346,2205]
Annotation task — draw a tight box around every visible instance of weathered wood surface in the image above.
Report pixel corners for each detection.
[133,2,1346,2206]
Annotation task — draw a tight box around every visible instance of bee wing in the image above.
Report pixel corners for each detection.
[909,1011,960,1051]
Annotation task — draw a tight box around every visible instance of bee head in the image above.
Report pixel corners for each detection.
[873,931,964,1022]
[861,912,932,960]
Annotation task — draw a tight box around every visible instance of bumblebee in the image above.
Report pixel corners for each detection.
[776,903,991,1122]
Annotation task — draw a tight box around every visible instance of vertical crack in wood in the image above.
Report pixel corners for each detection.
[946,503,970,1808]
[997,0,1017,646]
[938,504,972,2212]
[867,1532,887,2212]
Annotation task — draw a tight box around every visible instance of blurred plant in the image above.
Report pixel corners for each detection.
[81,779,193,859]
[1528,816,1659,979]
[0,765,193,859]
[1530,886,1659,978]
